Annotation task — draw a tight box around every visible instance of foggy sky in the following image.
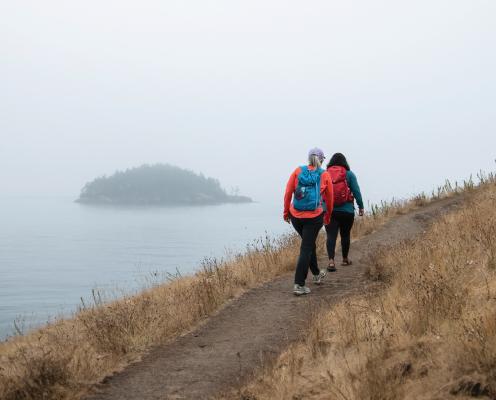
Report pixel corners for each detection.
[2,0,495,205]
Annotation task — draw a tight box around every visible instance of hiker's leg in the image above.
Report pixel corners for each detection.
[309,243,320,275]
[290,214,304,238]
[325,213,339,260]
[309,215,324,275]
[291,216,307,285]
[339,212,355,259]
[294,215,322,285]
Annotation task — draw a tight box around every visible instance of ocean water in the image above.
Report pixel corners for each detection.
[0,196,291,340]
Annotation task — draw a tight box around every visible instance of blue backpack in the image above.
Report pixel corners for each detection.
[293,166,324,211]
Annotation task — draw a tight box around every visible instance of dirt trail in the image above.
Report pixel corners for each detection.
[86,196,463,400]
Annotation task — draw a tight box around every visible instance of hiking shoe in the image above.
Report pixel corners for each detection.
[293,284,311,296]
[312,270,327,285]
[327,259,337,272]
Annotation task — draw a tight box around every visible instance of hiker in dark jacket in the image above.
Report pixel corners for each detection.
[325,153,364,271]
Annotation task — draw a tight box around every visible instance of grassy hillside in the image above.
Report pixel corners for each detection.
[0,185,428,400]
[1,173,491,400]
[228,174,496,400]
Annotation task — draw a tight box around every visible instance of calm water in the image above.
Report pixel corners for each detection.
[0,196,290,340]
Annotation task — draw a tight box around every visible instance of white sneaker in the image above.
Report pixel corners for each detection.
[312,270,327,285]
[293,284,311,296]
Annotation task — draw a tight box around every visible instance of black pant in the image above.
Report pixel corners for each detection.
[290,213,323,286]
[325,211,355,260]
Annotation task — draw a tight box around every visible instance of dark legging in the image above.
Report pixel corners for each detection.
[290,213,323,286]
[325,211,355,260]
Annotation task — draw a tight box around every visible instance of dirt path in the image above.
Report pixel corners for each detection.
[86,196,463,400]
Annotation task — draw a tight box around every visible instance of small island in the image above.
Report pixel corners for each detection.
[76,164,252,206]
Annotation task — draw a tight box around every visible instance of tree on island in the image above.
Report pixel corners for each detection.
[76,164,252,205]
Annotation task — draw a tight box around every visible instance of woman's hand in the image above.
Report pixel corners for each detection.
[283,212,290,223]
[324,212,330,225]
[359,208,364,216]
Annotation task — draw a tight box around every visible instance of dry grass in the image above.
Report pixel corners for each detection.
[0,233,303,400]
[229,173,496,400]
[0,172,489,400]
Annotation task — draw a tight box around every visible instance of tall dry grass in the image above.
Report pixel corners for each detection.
[0,234,304,400]
[1,172,487,400]
[230,173,496,400]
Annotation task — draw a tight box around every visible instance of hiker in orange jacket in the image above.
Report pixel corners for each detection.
[284,148,334,296]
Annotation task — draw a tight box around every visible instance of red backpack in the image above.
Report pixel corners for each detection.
[327,166,354,206]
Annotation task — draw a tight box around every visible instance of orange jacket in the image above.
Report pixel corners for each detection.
[284,166,334,224]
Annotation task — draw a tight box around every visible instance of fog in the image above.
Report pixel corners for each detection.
[2,0,495,204]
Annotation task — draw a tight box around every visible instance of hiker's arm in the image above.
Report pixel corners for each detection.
[283,170,297,221]
[323,172,334,225]
[348,171,364,211]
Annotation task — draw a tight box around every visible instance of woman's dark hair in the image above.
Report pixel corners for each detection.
[327,153,350,170]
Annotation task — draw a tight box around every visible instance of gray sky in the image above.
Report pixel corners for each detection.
[2,0,495,204]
